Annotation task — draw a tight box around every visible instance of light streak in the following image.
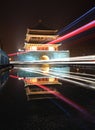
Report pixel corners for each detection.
[67,75,95,84]
[33,83,92,118]
[19,67,51,77]
[51,70,95,89]
[8,20,95,57]
[8,50,33,57]
[10,60,95,65]
[20,67,95,82]
[15,67,95,89]
[70,72,95,78]
[46,70,95,89]
[10,71,84,87]
[50,99,70,117]
[51,69,95,79]
[10,54,95,66]
[11,68,90,88]
[10,74,92,118]
[10,75,19,79]
[47,20,95,44]
[50,69,95,80]
[58,7,95,35]
[67,55,95,61]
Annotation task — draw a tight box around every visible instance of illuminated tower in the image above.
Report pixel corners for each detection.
[17,23,69,100]
[24,26,59,51]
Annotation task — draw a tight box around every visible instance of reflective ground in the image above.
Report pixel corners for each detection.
[0,66,95,130]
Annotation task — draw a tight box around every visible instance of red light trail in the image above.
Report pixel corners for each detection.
[10,74,92,117]
[8,50,32,57]
[10,75,20,79]
[8,20,95,57]
[47,20,95,44]
[33,83,86,113]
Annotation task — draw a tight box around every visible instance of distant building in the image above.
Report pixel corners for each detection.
[18,23,69,64]
[24,25,59,51]
[17,22,70,100]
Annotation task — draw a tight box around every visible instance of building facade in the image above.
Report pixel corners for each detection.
[17,25,70,100]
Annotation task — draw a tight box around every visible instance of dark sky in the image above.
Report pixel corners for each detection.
[0,0,94,54]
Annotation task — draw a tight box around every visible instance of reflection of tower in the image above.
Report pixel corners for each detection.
[17,23,69,100]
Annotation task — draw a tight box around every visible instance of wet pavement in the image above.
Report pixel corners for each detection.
[0,67,95,130]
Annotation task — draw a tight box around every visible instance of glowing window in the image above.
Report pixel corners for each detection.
[49,47,54,51]
[32,46,37,51]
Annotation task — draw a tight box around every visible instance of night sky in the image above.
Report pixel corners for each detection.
[0,0,94,55]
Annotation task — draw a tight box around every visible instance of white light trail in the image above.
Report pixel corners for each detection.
[16,67,95,89]
[50,69,95,80]
[10,61,95,65]
[67,75,95,84]
[19,68,52,77]
[47,70,95,89]
[10,54,95,65]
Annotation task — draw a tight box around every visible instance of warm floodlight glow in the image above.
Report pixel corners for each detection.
[8,20,95,57]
